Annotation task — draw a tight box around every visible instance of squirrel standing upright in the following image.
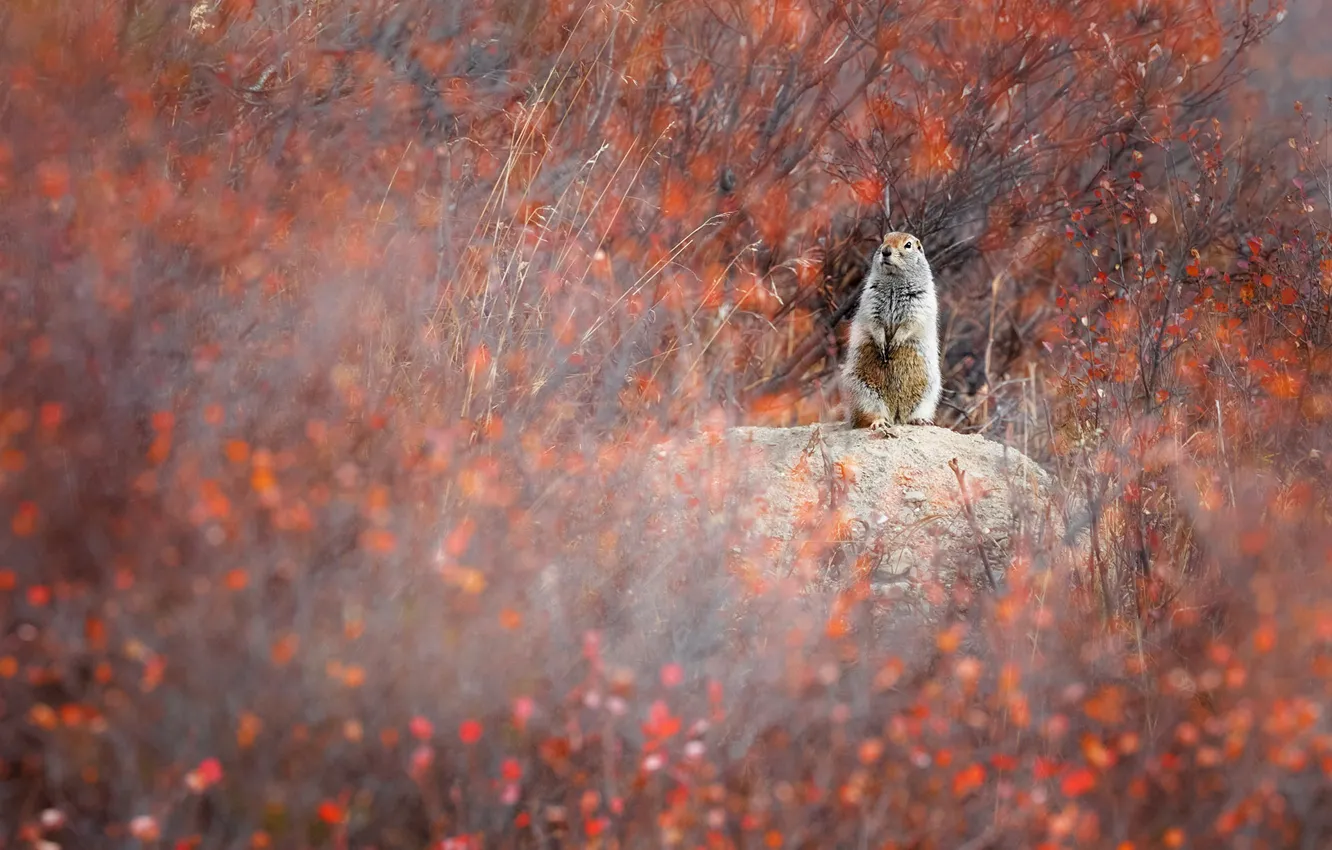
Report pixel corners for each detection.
[840,231,942,432]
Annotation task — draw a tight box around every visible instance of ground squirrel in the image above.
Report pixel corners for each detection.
[840,231,941,432]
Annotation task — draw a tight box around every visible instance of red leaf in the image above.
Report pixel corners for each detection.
[39,403,63,430]
[197,757,224,785]
[660,663,683,688]
[317,801,344,824]
[36,160,69,199]
[1060,767,1096,797]
[585,817,608,838]
[12,502,39,538]
[643,700,681,739]
[512,697,534,731]
[458,719,483,744]
[409,716,434,740]
[661,180,689,219]
[990,753,1018,771]
[1033,757,1061,780]
[851,177,883,205]
[223,0,256,20]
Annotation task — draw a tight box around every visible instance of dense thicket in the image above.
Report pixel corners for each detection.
[4,1,1332,846]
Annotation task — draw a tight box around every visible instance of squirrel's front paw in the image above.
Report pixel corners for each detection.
[868,418,897,436]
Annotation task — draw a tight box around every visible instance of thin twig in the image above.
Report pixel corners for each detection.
[948,457,998,590]
[981,270,1001,425]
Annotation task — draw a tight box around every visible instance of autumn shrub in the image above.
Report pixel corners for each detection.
[6,0,1332,847]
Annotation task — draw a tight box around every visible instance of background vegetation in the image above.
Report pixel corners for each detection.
[3,0,1332,846]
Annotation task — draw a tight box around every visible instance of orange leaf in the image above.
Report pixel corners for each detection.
[1083,686,1125,725]
[851,177,883,205]
[250,467,276,494]
[825,608,850,639]
[225,440,250,464]
[1081,734,1114,769]
[858,738,884,765]
[1254,620,1277,653]
[29,703,58,730]
[468,344,491,374]
[1262,372,1302,399]
[360,529,397,554]
[85,615,106,650]
[661,180,689,219]
[237,712,262,749]
[271,634,299,667]
[952,763,986,796]
[146,435,172,465]
[1239,529,1269,555]
[936,623,964,654]
[12,502,39,537]
[342,665,365,688]
[442,565,485,593]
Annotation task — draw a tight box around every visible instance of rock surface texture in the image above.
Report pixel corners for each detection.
[650,422,1055,620]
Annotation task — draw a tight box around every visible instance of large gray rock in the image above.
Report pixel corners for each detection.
[648,422,1058,620]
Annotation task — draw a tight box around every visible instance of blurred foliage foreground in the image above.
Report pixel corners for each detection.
[4,0,1332,847]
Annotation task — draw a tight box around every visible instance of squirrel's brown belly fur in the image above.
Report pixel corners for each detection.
[850,339,928,427]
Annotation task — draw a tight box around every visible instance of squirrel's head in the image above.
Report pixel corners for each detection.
[873,231,927,275]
